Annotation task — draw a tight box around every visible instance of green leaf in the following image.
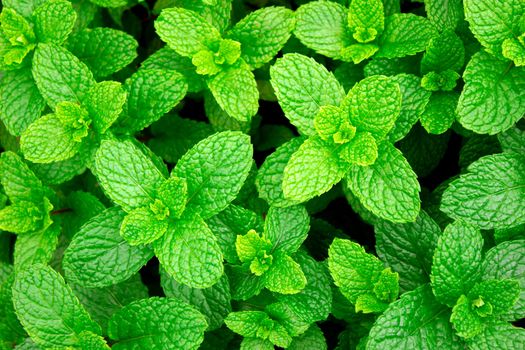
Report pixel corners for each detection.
[348,0,384,41]
[270,54,345,136]
[367,285,464,350]
[502,36,525,66]
[227,264,265,300]
[348,75,401,139]
[265,254,307,294]
[236,230,272,267]
[228,6,295,69]
[264,205,309,255]
[283,136,347,203]
[32,43,95,108]
[430,221,483,307]
[441,152,525,230]
[116,69,188,134]
[173,131,253,220]
[468,279,520,316]
[95,139,166,211]
[155,7,221,57]
[0,68,46,136]
[85,81,127,134]
[120,205,169,246]
[288,325,327,350]
[12,264,101,348]
[13,223,60,270]
[78,331,110,349]
[376,14,438,58]
[20,113,80,163]
[294,1,353,60]
[2,0,48,19]
[338,132,378,166]
[425,0,463,31]
[224,311,269,338]
[256,137,305,207]
[468,321,525,350]
[0,200,48,234]
[387,73,431,142]
[481,240,525,321]
[66,27,138,79]
[420,92,458,135]
[108,297,207,350]
[89,0,128,8]
[328,238,398,312]
[71,274,148,333]
[207,67,259,122]
[241,338,273,350]
[161,270,231,331]
[0,151,44,202]
[450,294,485,339]
[464,0,524,57]
[33,0,76,44]
[346,142,420,223]
[456,51,525,135]
[63,208,153,288]
[153,213,224,288]
[375,210,441,292]
[421,30,465,74]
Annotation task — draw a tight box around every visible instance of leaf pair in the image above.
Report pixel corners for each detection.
[155,6,295,121]
[232,205,310,297]
[264,53,420,223]
[294,0,437,63]
[0,152,53,234]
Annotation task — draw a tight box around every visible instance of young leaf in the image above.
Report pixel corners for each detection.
[63,208,153,288]
[120,205,169,246]
[264,205,309,255]
[33,0,76,44]
[270,54,345,136]
[228,6,295,69]
[32,43,95,107]
[431,221,483,307]
[172,131,253,220]
[153,213,224,288]
[347,0,384,41]
[294,1,353,60]
[441,152,525,230]
[108,297,207,350]
[264,254,307,294]
[85,81,127,134]
[283,136,347,203]
[346,142,420,223]
[66,27,138,79]
[95,139,166,211]
[12,264,101,348]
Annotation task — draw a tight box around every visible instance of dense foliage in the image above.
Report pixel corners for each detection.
[0,0,524,349]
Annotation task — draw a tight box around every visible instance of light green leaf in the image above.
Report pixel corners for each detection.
[32,43,95,107]
[294,1,353,59]
[283,136,347,203]
[0,68,46,136]
[224,311,269,338]
[265,254,306,294]
[425,0,463,31]
[469,279,520,316]
[95,139,166,211]
[377,14,438,58]
[153,213,224,288]
[264,205,309,255]
[120,205,169,246]
[85,81,127,134]
[468,321,525,350]
[270,54,345,136]
[256,137,305,207]
[456,51,525,135]
[288,325,327,350]
[367,285,464,350]
[450,294,485,339]
[481,240,525,321]
[207,67,259,122]
[348,75,401,139]
[155,7,221,57]
[13,223,60,270]
[348,0,384,41]
[2,0,48,19]
[161,270,231,331]
[375,210,441,292]
[116,69,187,134]
[228,6,295,69]
[108,297,207,350]
[89,0,128,7]
[338,132,378,166]
[464,0,524,57]
[0,200,48,234]
[431,221,483,307]
[441,152,525,230]
[420,92,458,135]
[346,142,420,223]
[0,151,44,202]
[12,264,101,348]
[20,113,80,163]
[421,30,465,74]
[33,0,76,44]
[67,27,138,79]
[236,230,272,267]
[63,208,153,288]
[502,36,525,66]
[173,131,253,220]
[241,338,273,350]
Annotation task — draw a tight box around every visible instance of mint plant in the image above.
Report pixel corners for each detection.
[0,0,524,349]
